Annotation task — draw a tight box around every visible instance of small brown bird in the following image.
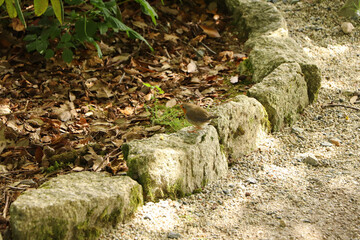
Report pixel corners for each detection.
[180,103,217,132]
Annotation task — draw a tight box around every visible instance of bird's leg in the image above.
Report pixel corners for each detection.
[188,126,202,133]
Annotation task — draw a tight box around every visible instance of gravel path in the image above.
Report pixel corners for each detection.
[101,1,360,239]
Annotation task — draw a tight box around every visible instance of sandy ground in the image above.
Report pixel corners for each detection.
[101,1,360,239]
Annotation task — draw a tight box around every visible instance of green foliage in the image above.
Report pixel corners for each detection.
[339,0,360,18]
[147,103,190,133]
[142,82,188,132]
[143,82,164,95]
[46,161,67,172]
[0,0,157,62]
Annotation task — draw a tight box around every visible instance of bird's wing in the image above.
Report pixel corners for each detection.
[188,109,212,121]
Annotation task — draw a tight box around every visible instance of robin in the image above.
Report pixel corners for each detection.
[180,103,218,132]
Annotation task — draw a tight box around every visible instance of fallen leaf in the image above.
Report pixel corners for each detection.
[164,33,179,43]
[120,106,135,116]
[230,75,239,84]
[133,20,148,30]
[0,104,11,115]
[219,51,234,61]
[145,125,162,132]
[199,25,220,38]
[187,60,198,73]
[11,18,25,32]
[111,54,131,64]
[72,166,84,172]
[166,98,177,108]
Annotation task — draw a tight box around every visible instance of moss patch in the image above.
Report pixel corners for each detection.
[74,220,102,240]
[167,178,185,199]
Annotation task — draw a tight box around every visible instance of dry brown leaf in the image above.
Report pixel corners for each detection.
[0,104,11,115]
[98,41,116,55]
[158,5,179,15]
[110,54,130,64]
[187,60,198,73]
[132,21,148,30]
[219,51,234,61]
[120,106,135,116]
[199,25,220,38]
[11,18,25,32]
[164,33,179,43]
[166,98,177,108]
[230,75,239,84]
[72,166,84,172]
[148,32,161,39]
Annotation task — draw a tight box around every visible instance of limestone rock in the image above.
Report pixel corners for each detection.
[212,95,270,158]
[225,0,321,104]
[246,35,321,103]
[10,172,143,240]
[123,126,227,201]
[225,0,288,40]
[248,63,309,131]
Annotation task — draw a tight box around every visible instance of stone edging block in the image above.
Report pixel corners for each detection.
[226,0,321,130]
[10,172,143,240]
[122,125,227,202]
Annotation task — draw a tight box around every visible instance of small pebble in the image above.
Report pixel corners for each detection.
[321,141,333,147]
[341,22,354,34]
[223,189,230,194]
[279,220,286,228]
[302,154,319,166]
[291,127,304,134]
[167,231,181,239]
[144,215,152,220]
[329,137,341,146]
[246,177,257,184]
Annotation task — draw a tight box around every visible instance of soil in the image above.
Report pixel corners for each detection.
[100,0,360,239]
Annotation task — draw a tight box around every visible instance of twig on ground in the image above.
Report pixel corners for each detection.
[322,104,360,111]
[200,42,217,55]
[3,193,9,218]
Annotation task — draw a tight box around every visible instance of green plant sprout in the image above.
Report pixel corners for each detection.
[142,82,165,95]
[339,0,360,18]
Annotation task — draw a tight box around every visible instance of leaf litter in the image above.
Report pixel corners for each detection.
[0,0,251,232]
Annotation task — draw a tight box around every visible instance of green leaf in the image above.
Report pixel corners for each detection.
[75,19,87,41]
[64,0,82,5]
[86,20,98,38]
[44,49,54,59]
[107,16,129,31]
[98,23,108,35]
[89,39,102,59]
[49,25,61,38]
[36,37,49,52]
[128,30,153,51]
[61,32,71,42]
[154,85,164,94]
[135,0,158,25]
[14,0,26,27]
[50,0,64,24]
[34,0,48,16]
[0,0,4,7]
[5,0,17,18]
[24,34,37,41]
[62,48,73,63]
[26,41,37,52]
